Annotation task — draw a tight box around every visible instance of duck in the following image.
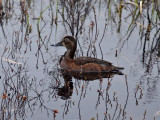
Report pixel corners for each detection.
[51,36,124,74]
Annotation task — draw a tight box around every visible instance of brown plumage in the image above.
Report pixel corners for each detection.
[51,36,124,74]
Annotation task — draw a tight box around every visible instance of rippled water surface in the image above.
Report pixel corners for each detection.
[0,0,160,120]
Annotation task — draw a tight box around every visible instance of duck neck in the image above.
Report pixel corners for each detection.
[65,48,76,59]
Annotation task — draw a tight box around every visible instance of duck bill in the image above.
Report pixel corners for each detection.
[51,41,63,47]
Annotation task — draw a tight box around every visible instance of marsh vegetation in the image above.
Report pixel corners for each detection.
[0,0,160,120]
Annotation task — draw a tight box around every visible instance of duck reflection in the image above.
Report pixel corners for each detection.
[57,70,73,100]
[57,68,123,100]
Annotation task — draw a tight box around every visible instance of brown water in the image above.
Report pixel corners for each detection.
[0,0,160,120]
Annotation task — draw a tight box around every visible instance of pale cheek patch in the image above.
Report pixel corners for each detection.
[62,42,65,47]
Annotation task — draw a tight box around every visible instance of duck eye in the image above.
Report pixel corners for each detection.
[64,38,69,42]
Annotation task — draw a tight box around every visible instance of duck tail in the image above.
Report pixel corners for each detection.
[111,66,124,75]
[114,66,124,70]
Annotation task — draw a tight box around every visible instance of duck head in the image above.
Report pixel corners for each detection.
[52,36,77,59]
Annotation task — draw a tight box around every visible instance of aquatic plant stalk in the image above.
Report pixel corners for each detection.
[55,0,59,25]
[140,1,142,15]
[37,2,54,35]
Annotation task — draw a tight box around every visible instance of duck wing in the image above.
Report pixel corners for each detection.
[73,57,124,70]
[73,57,112,66]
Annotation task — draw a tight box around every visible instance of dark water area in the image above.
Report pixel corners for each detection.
[0,0,160,120]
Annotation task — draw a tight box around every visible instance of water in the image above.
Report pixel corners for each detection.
[0,0,160,120]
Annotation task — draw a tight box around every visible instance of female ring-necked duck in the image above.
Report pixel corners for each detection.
[51,36,124,74]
